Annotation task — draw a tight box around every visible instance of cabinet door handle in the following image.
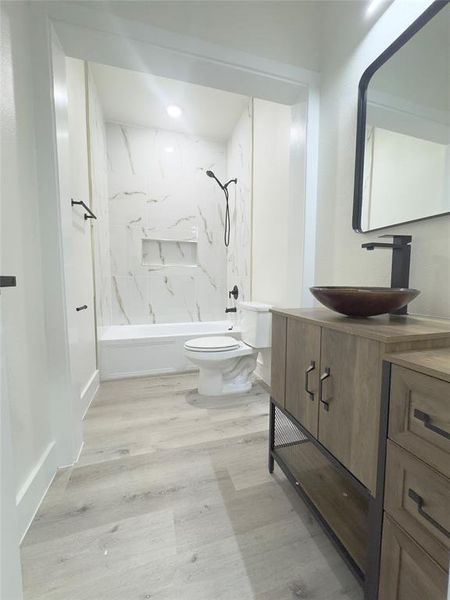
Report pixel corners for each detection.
[319,368,331,411]
[413,409,450,440]
[304,361,316,401]
[76,305,88,312]
[408,489,450,538]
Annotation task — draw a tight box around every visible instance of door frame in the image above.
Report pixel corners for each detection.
[28,1,320,466]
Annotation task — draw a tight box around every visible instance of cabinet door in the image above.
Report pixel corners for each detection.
[379,516,447,600]
[270,314,287,407]
[318,329,381,493]
[285,319,321,437]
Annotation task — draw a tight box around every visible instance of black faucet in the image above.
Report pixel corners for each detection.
[228,285,239,300]
[361,235,412,315]
[225,285,239,313]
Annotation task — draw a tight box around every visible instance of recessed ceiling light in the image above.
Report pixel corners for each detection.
[167,105,182,118]
[165,146,175,153]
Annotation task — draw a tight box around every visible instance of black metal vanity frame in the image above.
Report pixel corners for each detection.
[268,362,393,600]
[352,0,449,233]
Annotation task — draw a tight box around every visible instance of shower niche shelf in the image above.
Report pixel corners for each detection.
[142,238,198,268]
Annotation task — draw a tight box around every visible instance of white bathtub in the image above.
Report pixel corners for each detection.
[99,321,240,381]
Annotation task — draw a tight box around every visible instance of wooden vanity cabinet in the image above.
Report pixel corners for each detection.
[270,313,287,407]
[269,309,450,600]
[379,516,447,600]
[379,349,450,600]
[318,329,381,491]
[276,316,384,492]
[285,319,321,437]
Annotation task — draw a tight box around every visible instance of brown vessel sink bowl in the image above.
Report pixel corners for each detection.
[310,287,421,317]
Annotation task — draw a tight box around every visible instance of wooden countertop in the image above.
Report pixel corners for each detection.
[271,307,450,343]
[384,347,450,382]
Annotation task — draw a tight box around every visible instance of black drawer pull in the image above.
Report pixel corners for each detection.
[319,368,331,411]
[408,489,450,538]
[76,305,88,312]
[304,361,316,401]
[414,409,450,440]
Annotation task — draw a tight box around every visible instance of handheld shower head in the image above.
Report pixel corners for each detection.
[205,170,224,190]
[205,169,237,247]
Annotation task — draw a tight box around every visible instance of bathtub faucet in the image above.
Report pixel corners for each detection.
[225,307,237,313]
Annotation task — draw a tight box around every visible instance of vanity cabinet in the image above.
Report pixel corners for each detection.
[378,516,447,600]
[268,308,450,600]
[276,314,386,492]
[270,313,287,408]
[285,319,321,436]
[379,348,450,600]
[318,329,381,491]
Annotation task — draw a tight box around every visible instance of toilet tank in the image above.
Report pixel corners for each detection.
[239,302,272,348]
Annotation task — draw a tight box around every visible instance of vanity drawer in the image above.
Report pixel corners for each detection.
[379,515,447,600]
[389,365,450,478]
[384,441,449,570]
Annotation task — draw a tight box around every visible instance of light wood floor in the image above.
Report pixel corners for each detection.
[21,373,363,600]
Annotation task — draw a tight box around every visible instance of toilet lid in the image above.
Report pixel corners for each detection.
[185,336,240,352]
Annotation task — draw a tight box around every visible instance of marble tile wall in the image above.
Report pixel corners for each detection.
[106,123,229,324]
[87,68,112,330]
[226,100,253,317]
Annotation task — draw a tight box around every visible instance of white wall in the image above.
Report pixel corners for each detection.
[106,122,228,324]
[1,1,58,547]
[66,57,98,416]
[251,98,307,383]
[316,0,450,318]
[252,98,305,307]
[1,7,26,596]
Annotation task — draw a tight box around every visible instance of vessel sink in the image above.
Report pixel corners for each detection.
[310,286,420,317]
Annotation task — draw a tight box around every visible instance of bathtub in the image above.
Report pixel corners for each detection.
[99,321,240,381]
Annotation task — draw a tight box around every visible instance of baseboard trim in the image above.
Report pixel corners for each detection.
[100,366,199,381]
[16,441,57,544]
[81,369,99,419]
[101,366,175,381]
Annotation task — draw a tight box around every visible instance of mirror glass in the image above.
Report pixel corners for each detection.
[356,4,449,232]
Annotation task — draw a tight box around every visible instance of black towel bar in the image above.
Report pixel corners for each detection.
[71,199,97,221]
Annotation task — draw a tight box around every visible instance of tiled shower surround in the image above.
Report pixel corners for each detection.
[106,123,230,324]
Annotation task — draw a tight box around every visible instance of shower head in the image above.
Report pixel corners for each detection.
[205,170,237,248]
[205,170,237,190]
[205,170,224,190]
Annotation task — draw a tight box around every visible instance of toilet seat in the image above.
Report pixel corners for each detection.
[184,336,240,353]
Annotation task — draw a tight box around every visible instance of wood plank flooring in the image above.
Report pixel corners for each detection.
[21,373,363,600]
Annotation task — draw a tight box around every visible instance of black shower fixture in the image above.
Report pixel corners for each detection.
[206,170,237,247]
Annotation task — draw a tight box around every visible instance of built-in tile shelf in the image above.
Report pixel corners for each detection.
[142,238,198,268]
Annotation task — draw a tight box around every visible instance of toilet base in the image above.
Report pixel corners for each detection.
[195,353,258,396]
[198,372,252,396]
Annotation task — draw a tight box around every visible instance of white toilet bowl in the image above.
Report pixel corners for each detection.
[184,336,257,396]
[184,301,272,397]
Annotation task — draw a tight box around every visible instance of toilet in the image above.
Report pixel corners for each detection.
[184,302,272,396]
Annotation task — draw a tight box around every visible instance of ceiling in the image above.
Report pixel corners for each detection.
[90,62,250,140]
[72,1,391,74]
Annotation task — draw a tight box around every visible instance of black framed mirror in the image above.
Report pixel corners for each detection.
[353,0,449,232]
